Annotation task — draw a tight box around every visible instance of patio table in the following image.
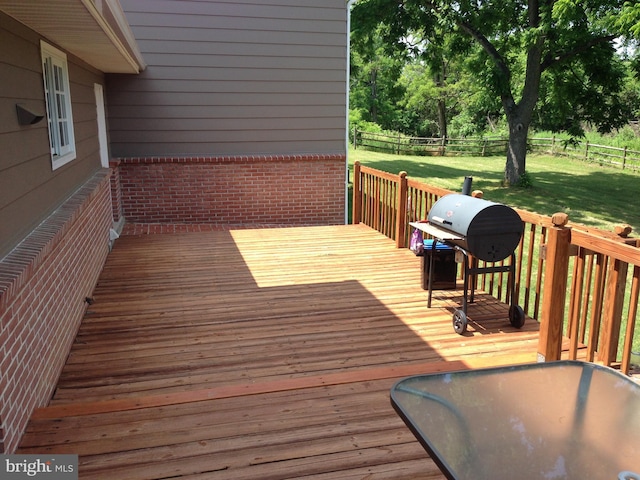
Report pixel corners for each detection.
[391,360,640,480]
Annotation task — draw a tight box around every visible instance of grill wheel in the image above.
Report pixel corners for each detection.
[452,309,468,334]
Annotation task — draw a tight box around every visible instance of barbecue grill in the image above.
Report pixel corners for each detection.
[410,193,525,334]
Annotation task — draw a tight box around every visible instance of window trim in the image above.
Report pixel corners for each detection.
[41,41,76,170]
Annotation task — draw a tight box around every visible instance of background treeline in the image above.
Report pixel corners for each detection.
[349,26,640,146]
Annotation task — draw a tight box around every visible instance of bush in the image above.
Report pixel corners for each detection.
[349,109,383,135]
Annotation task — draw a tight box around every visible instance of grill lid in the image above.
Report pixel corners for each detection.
[428,194,523,262]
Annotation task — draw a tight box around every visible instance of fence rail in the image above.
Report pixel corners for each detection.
[354,129,640,171]
[352,161,640,373]
[353,129,508,157]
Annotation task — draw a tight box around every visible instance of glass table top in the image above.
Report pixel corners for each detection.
[391,361,640,480]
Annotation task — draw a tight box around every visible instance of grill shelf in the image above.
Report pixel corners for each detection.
[410,194,525,334]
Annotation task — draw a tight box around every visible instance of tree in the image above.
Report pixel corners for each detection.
[350,26,406,131]
[352,0,635,185]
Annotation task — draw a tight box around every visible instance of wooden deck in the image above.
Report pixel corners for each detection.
[18,224,541,479]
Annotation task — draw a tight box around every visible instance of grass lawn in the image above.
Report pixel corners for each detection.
[349,147,640,234]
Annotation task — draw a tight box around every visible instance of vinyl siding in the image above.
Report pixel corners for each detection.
[107,0,348,157]
[0,12,105,259]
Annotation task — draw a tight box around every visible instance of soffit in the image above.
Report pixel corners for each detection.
[0,0,145,73]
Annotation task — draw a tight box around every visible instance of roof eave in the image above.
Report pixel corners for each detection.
[0,0,145,74]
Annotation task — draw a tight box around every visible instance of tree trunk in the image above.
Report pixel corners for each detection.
[437,98,447,139]
[504,115,529,185]
[369,68,378,123]
[434,61,448,139]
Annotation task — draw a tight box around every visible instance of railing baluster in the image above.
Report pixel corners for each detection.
[579,251,594,344]
[586,254,607,362]
[621,265,640,373]
[568,248,586,359]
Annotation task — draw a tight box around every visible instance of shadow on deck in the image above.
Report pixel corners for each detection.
[18,224,541,479]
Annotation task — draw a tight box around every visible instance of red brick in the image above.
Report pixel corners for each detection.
[0,172,111,453]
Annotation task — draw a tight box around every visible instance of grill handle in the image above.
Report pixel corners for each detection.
[461,176,473,195]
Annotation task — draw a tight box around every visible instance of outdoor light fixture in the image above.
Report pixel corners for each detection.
[16,103,45,125]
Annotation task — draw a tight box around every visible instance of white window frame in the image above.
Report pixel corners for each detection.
[41,41,76,170]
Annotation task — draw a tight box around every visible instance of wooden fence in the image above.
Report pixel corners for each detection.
[352,161,640,373]
[530,137,640,171]
[353,129,508,157]
[354,129,640,171]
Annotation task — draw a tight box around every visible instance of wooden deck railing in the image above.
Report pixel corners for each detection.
[352,161,640,374]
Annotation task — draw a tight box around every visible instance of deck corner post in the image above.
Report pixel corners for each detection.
[537,213,572,362]
[352,161,362,225]
[396,171,408,248]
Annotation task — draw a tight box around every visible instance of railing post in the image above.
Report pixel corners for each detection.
[598,258,628,365]
[537,212,572,362]
[597,224,634,366]
[396,171,408,248]
[352,161,361,225]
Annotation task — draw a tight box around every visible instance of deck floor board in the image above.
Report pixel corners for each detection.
[18,224,541,479]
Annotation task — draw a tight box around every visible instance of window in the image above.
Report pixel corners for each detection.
[41,41,76,169]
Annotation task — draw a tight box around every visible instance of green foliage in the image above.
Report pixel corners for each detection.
[349,109,383,135]
[351,0,637,184]
[515,170,534,189]
[350,25,406,131]
[535,41,631,137]
[614,1,640,37]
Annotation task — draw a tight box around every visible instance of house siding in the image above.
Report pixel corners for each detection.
[106,0,348,226]
[107,0,348,158]
[0,12,107,259]
[0,12,113,452]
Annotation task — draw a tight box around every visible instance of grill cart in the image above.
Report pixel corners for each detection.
[410,193,525,334]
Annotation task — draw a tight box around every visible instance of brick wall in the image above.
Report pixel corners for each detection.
[112,154,347,225]
[0,171,112,453]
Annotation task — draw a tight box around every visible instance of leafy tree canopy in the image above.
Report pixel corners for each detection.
[351,0,638,185]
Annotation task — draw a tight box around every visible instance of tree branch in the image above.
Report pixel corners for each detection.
[455,19,516,111]
[456,20,511,82]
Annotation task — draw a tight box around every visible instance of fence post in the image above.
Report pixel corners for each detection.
[584,141,589,161]
[352,161,362,225]
[396,171,408,248]
[623,146,627,169]
[537,212,572,362]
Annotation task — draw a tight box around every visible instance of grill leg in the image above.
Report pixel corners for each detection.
[508,253,517,306]
[462,253,469,315]
[427,240,437,308]
[469,256,476,304]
